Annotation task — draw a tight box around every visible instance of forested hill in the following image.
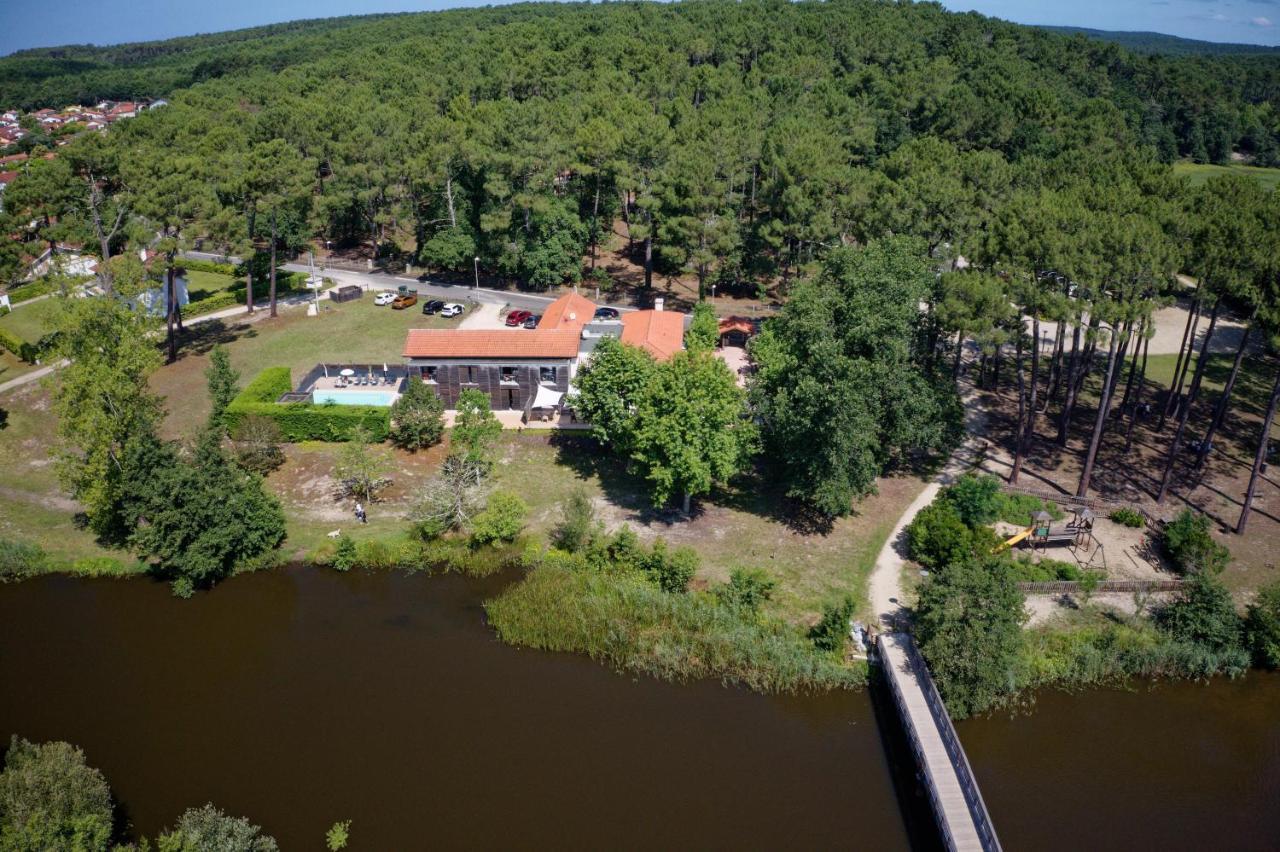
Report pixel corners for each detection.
[3,0,1279,295]
[1040,26,1280,56]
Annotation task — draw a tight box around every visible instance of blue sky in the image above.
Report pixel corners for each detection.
[2,0,1277,56]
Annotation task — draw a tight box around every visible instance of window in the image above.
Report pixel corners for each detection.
[424,366,438,383]
[501,366,518,384]
[539,366,556,385]
[462,366,478,384]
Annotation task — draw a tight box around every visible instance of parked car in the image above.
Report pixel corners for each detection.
[422,299,445,315]
[373,291,396,306]
[440,303,465,318]
[505,309,533,327]
[392,293,418,310]
[593,306,620,320]
[521,314,541,329]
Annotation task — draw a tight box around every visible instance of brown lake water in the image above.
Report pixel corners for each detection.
[1,567,1278,849]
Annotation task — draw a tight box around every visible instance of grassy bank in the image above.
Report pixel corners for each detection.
[1172,161,1280,191]
[486,556,866,693]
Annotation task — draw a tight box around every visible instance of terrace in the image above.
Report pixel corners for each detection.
[290,363,410,406]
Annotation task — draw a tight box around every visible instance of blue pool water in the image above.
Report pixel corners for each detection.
[313,389,398,407]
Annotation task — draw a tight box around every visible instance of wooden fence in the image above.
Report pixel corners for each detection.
[1017,579,1184,594]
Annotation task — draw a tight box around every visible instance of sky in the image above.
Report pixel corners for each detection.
[1,0,1278,56]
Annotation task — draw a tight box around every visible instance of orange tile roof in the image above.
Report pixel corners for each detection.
[538,292,598,331]
[718,316,756,335]
[404,329,580,359]
[621,310,685,361]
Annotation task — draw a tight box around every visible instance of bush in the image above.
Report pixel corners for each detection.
[0,326,41,363]
[180,257,239,276]
[389,379,445,450]
[1158,570,1243,654]
[809,597,855,653]
[942,473,1001,527]
[0,539,48,581]
[182,290,240,318]
[231,415,286,474]
[1245,581,1280,668]
[1162,509,1230,574]
[640,538,698,593]
[470,491,529,547]
[715,568,777,615]
[906,500,975,570]
[1110,507,1145,528]
[332,535,357,572]
[225,367,390,442]
[989,491,1063,526]
[1005,555,1082,582]
[551,489,601,553]
[159,804,278,851]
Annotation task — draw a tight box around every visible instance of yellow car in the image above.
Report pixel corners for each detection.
[391,293,418,310]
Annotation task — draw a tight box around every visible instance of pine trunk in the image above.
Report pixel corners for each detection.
[1010,328,1027,483]
[1194,311,1255,474]
[1237,365,1280,534]
[1125,331,1151,450]
[1157,298,1222,503]
[1077,324,1126,498]
[1160,298,1201,430]
[269,213,279,319]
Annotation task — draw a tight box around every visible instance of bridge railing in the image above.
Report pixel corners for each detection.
[899,635,1003,852]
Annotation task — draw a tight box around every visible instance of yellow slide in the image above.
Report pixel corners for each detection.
[994,526,1034,554]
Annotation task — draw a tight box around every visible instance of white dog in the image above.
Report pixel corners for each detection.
[326,529,342,539]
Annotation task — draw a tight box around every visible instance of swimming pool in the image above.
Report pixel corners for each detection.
[313,389,398,407]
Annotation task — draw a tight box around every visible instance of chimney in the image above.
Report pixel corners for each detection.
[654,297,664,312]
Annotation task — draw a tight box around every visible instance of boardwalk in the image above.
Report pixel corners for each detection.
[879,633,1001,852]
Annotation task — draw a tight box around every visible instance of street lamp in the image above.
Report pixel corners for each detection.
[473,256,480,291]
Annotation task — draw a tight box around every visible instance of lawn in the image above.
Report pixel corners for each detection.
[0,348,39,382]
[153,296,469,438]
[185,269,238,300]
[1172,161,1280,191]
[0,296,62,343]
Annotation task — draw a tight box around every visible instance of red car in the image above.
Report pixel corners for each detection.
[505,309,534,327]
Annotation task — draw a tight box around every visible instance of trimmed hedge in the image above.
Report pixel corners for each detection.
[225,367,390,442]
[0,326,46,363]
[180,258,239,276]
[181,291,240,319]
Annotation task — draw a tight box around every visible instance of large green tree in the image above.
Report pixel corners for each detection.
[0,737,113,852]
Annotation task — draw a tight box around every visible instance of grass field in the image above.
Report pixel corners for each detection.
[184,269,238,300]
[1172,161,1280,191]
[0,296,61,343]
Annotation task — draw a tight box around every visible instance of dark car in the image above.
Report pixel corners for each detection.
[422,299,445,315]
[522,314,541,329]
[593,306,620,320]
[505,309,534,327]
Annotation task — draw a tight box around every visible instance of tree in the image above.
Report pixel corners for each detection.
[411,453,486,539]
[570,337,657,449]
[685,302,718,352]
[389,379,445,450]
[204,345,240,433]
[915,558,1027,717]
[630,350,755,514]
[1244,581,1280,668]
[451,388,502,467]
[230,415,285,474]
[0,737,113,852]
[48,295,162,542]
[334,426,394,503]
[1158,569,1242,654]
[751,238,961,516]
[941,473,1002,528]
[469,491,528,547]
[249,139,314,318]
[157,804,278,852]
[809,598,855,653]
[1238,360,1280,534]
[121,433,287,592]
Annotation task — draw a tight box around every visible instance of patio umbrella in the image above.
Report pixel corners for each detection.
[383,363,389,374]
[340,368,355,377]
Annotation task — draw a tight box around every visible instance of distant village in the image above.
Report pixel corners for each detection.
[0,99,167,200]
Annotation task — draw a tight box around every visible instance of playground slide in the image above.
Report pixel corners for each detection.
[995,526,1034,553]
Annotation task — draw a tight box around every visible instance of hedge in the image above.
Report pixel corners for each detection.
[179,258,239,276]
[225,367,390,442]
[181,291,240,319]
[0,326,43,363]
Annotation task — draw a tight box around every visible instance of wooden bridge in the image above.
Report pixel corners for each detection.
[878,633,1001,852]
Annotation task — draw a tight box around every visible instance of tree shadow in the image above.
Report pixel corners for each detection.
[174,319,259,361]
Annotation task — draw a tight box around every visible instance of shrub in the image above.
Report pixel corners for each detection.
[1005,555,1082,582]
[181,257,239,276]
[715,568,777,615]
[1162,509,1230,574]
[389,379,445,450]
[1110,507,1145,528]
[0,539,48,581]
[606,524,642,570]
[0,326,41,363]
[231,415,286,474]
[1245,581,1280,668]
[640,538,698,593]
[1158,569,1243,654]
[159,804,278,851]
[332,535,357,572]
[809,597,855,653]
[181,290,240,318]
[905,500,974,570]
[989,491,1063,526]
[470,491,529,547]
[551,489,601,553]
[942,473,1001,527]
